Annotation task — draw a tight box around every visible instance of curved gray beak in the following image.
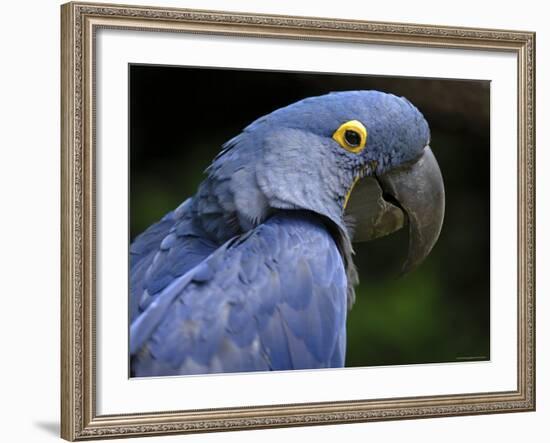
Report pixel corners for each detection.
[344,146,445,274]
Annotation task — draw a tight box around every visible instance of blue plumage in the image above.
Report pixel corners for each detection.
[131,211,347,375]
[130,90,432,376]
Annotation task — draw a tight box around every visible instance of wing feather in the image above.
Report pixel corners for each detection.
[129,199,218,322]
[130,211,348,376]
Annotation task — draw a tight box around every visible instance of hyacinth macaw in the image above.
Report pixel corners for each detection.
[129,90,445,376]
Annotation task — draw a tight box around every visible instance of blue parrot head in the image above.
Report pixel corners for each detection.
[252,90,430,175]
[202,90,444,273]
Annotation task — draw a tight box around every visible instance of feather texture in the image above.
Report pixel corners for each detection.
[130,211,348,376]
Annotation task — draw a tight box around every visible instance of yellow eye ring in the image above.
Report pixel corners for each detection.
[332,120,368,153]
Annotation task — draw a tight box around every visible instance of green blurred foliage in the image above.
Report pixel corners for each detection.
[130,65,490,367]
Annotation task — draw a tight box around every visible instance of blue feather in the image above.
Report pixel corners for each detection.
[130,211,348,376]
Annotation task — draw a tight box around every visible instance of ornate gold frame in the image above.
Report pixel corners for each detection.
[61,2,536,440]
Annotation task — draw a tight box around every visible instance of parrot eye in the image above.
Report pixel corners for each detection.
[332,120,368,153]
[344,130,361,147]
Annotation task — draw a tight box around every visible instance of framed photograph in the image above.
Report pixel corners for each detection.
[61,1,536,440]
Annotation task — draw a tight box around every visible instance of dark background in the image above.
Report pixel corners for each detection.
[130,64,490,368]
